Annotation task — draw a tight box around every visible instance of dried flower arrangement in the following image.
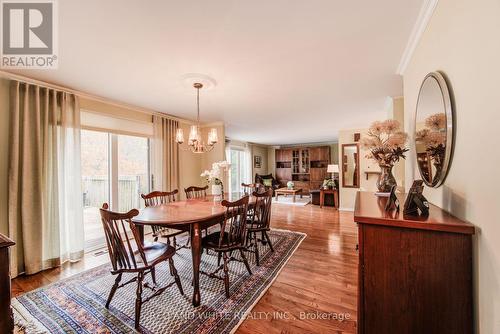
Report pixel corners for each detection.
[415,113,447,166]
[360,119,409,167]
[360,119,409,192]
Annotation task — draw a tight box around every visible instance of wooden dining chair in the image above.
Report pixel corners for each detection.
[185,185,211,250]
[200,196,252,298]
[141,190,188,249]
[99,203,184,330]
[246,189,274,266]
[184,185,209,199]
[241,183,257,194]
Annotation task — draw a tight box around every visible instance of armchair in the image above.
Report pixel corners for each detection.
[254,173,280,195]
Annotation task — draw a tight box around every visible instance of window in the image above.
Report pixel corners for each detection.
[229,147,251,193]
[118,135,150,211]
[81,130,110,251]
[81,130,151,251]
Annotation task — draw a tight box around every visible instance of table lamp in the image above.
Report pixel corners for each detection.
[327,164,339,179]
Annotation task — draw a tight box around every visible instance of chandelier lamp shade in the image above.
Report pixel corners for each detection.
[175,82,218,153]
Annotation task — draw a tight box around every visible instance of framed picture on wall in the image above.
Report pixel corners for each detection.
[254,155,262,168]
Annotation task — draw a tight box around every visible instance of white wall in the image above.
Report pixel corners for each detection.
[403,0,500,332]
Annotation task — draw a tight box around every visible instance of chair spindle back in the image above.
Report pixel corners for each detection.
[241,183,257,194]
[185,185,208,199]
[141,190,178,207]
[219,196,249,248]
[99,203,144,271]
[249,189,273,229]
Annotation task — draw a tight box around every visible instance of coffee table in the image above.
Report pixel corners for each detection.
[275,187,303,202]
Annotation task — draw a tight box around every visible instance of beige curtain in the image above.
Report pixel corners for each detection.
[8,81,84,277]
[152,116,180,191]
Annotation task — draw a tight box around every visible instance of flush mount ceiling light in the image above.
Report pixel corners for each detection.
[175,82,218,153]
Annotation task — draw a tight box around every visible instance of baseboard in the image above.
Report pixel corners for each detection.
[339,207,354,212]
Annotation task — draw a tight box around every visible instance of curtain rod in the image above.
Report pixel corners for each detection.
[0,70,194,124]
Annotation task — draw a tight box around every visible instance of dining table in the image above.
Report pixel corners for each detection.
[131,192,255,307]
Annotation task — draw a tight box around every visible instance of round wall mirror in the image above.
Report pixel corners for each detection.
[414,72,454,188]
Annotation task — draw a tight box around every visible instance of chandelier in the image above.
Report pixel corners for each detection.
[175,82,218,153]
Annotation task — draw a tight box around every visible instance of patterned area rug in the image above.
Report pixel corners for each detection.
[13,229,305,334]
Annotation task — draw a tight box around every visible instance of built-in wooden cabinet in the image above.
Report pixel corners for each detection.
[276,149,292,163]
[309,147,330,161]
[275,146,330,194]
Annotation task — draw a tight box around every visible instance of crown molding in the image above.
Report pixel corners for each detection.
[0,70,192,124]
[396,0,438,75]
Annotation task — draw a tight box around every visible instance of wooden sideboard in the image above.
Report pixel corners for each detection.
[0,233,15,333]
[275,146,330,194]
[354,192,474,334]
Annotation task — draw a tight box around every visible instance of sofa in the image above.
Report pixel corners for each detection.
[254,173,280,195]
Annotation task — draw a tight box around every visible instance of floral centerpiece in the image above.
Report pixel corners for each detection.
[415,113,446,179]
[201,161,230,198]
[322,178,335,190]
[360,119,409,192]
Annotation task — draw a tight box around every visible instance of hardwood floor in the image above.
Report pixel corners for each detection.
[12,204,358,333]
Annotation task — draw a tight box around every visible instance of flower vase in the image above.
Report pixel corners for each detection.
[212,184,222,196]
[377,165,397,193]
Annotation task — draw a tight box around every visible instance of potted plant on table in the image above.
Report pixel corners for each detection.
[322,178,335,190]
[201,161,230,198]
[360,119,409,193]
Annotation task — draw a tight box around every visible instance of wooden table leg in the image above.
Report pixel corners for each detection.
[320,190,324,208]
[334,191,339,209]
[191,222,202,307]
[293,194,296,202]
[136,225,145,245]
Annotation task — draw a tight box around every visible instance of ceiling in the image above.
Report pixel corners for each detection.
[13,0,423,145]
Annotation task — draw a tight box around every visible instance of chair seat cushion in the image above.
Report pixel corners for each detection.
[135,241,175,265]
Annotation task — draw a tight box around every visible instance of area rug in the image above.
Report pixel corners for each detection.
[13,229,305,334]
[272,196,310,206]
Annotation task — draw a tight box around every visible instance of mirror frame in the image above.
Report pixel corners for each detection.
[341,143,360,189]
[414,71,454,188]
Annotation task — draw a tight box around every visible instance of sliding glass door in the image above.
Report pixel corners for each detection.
[81,130,110,251]
[229,147,251,193]
[118,135,150,211]
[81,130,151,250]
